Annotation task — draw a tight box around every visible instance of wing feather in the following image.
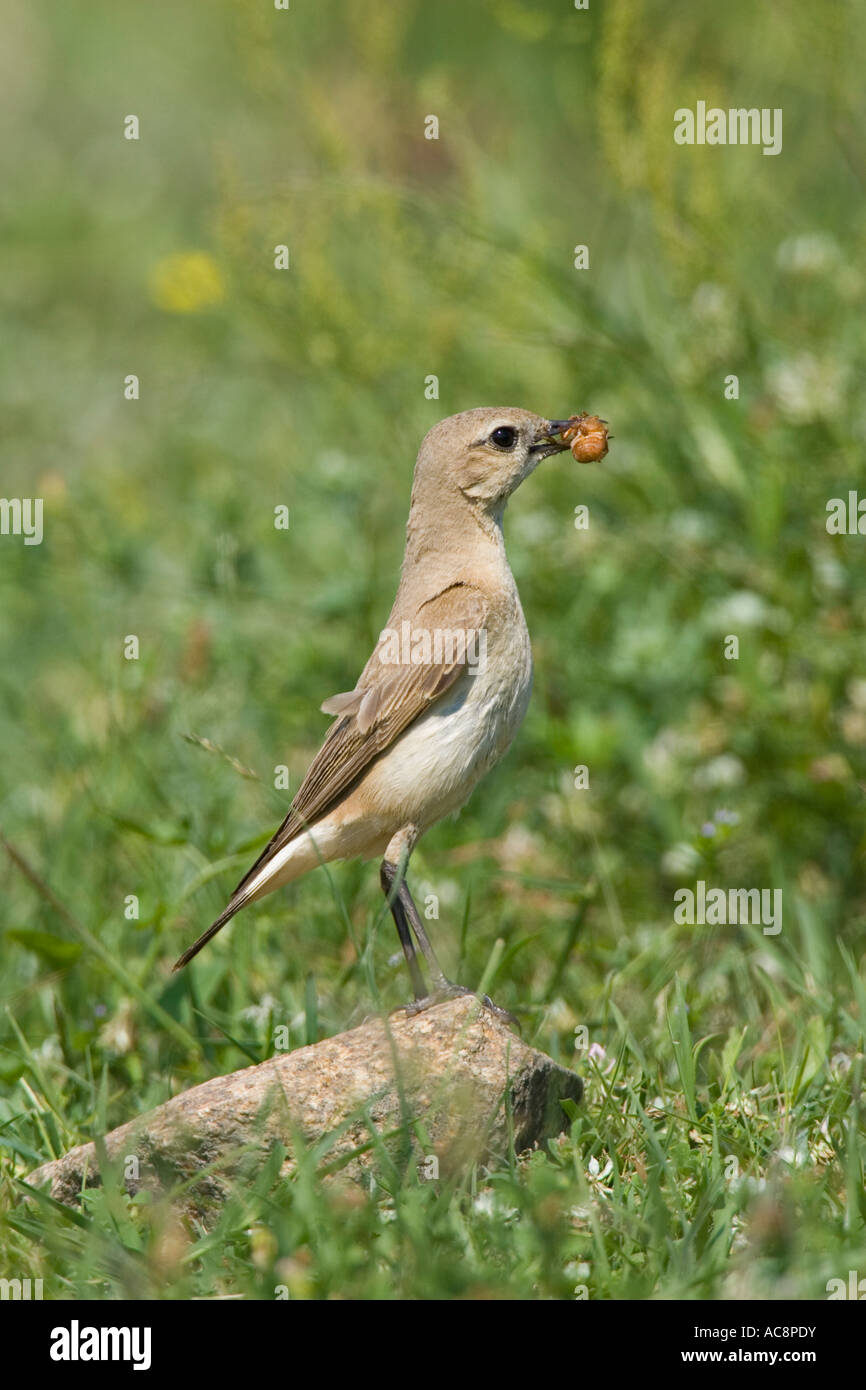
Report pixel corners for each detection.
[230,584,487,897]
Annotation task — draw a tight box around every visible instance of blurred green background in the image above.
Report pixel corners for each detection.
[1,0,864,1300]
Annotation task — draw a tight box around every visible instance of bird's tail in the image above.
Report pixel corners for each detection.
[172,895,247,971]
[172,819,317,970]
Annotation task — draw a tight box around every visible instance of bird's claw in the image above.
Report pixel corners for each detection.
[396,981,521,1033]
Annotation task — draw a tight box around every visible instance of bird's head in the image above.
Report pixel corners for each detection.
[415,407,576,514]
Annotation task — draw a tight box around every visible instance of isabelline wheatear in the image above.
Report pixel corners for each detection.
[174,407,605,1018]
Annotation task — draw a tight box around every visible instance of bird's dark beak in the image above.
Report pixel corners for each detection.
[530,420,573,459]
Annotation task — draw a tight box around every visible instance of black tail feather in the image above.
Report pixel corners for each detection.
[172,896,246,971]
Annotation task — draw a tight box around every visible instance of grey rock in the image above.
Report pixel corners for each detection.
[24,996,582,1218]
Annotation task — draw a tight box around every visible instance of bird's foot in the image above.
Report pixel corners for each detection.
[397,980,521,1032]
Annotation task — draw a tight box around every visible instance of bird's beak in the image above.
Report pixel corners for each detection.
[530,420,573,459]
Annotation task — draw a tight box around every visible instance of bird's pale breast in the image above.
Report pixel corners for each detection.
[359,584,534,832]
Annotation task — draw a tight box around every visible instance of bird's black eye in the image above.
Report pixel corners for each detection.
[490,425,517,449]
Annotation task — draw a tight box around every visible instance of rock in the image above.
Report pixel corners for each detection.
[23,996,582,1218]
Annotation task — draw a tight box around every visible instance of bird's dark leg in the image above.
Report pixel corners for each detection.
[380,860,427,1001]
[392,875,450,989]
[382,857,519,1030]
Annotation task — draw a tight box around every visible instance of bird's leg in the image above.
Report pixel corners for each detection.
[392,874,449,990]
[381,825,432,999]
[381,827,518,1029]
[396,877,518,1028]
[382,825,452,985]
[380,860,428,1001]
[383,850,517,1028]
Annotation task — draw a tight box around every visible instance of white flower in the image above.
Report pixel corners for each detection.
[776,232,840,276]
[661,842,701,877]
[241,994,280,1028]
[587,1155,613,1180]
[705,589,789,633]
[693,754,746,790]
[690,282,733,321]
[36,1036,63,1064]
[643,728,696,781]
[765,352,849,424]
[587,1043,615,1075]
[472,1190,518,1221]
[584,1153,615,1198]
[830,1052,853,1077]
[777,1143,809,1169]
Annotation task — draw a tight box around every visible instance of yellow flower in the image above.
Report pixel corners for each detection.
[149,251,226,313]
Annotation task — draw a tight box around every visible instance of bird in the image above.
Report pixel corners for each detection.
[173,407,588,1020]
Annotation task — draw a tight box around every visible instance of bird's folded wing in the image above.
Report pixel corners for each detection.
[230,585,488,897]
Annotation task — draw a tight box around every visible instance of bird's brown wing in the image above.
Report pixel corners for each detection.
[237,584,488,888]
[172,585,487,968]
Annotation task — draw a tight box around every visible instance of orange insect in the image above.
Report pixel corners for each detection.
[561,413,609,463]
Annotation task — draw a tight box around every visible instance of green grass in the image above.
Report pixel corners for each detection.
[1,0,864,1299]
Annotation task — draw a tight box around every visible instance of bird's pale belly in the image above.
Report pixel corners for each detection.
[360,625,534,832]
